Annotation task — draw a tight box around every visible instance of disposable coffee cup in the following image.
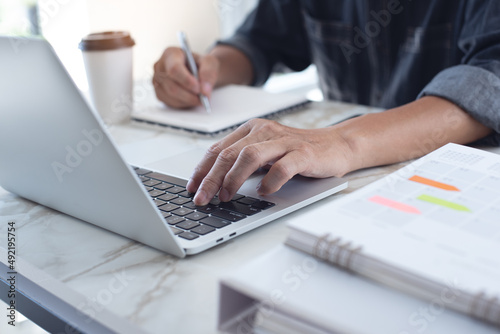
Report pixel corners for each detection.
[79,31,135,125]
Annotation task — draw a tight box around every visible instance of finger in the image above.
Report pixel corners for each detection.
[195,54,219,97]
[187,121,260,193]
[219,140,289,201]
[257,150,310,195]
[153,72,200,108]
[162,47,200,93]
[188,123,257,204]
[193,124,283,204]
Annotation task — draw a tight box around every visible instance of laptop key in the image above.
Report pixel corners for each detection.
[172,207,194,216]
[170,226,183,235]
[237,197,259,205]
[252,200,276,210]
[178,231,199,240]
[191,224,215,235]
[134,168,151,175]
[211,209,246,222]
[182,201,197,209]
[159,203,180,212]
[200,216,231,228]
[168,186,186,194]
[155,183,173,191]
[196,204,218,214]
[154,199,167,207]
[170,197,192,205]
[143,179,162,187]
[209,197,221,205]
[176,220,199,230]
[231,194,245,201]
[158,193,178,202]
[185,212,208,221]
[178,190,195,198]
[149,189,166,198]
[166,216,185,225]
[219,201,261,216]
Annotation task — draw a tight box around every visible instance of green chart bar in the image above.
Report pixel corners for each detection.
[417,194,471,212]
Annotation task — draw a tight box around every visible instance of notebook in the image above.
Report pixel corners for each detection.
[132,85,310,136]
[0,36,347,257]
[285,143,500,326]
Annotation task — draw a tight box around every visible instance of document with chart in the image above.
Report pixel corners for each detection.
[286,143,500,326]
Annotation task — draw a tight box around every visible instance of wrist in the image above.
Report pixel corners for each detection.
[329,119,366,175]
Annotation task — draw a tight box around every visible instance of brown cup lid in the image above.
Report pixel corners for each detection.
[78,31,135,51]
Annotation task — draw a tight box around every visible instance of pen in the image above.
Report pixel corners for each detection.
[177,31,212,113]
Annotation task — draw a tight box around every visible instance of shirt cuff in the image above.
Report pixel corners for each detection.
[216,35,271,87]
[418,65,500,145]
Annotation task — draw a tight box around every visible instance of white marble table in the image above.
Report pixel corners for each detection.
[0,101,497,334]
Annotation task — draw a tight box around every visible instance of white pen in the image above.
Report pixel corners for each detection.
[177,31,212,113]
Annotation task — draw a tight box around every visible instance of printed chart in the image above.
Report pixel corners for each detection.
[340,145,500,240]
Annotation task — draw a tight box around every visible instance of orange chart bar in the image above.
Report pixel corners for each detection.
[369,195,421,214]
[409,175,459,191]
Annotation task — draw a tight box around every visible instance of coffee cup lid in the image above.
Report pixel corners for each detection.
[79,31,135,51]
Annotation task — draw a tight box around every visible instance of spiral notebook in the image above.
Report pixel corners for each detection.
[285,143,500,326]
[132,85,310,136]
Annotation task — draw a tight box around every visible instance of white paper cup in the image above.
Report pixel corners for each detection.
[79,31,135,125]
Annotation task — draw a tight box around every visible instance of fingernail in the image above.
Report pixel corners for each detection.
[194,190,208,205]
[202,82,212,96]
[219,188,230,202]
[256,181,265,196]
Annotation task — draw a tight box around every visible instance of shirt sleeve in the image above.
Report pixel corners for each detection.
[418,0,500,145]
[217,0,312,86]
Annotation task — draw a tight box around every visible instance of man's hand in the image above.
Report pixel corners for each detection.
[153,47,219,109]
[186,96,492,207]
[186,119,354,206]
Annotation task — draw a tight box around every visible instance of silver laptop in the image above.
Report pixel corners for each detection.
[0,36,347,257]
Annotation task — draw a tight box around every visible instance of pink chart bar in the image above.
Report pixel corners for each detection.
[369,195,421,214]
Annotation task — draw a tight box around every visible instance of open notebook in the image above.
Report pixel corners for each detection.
[132,85,309,136]
[285,143,500,327]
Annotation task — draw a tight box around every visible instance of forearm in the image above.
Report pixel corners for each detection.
[209,45,254,87]
[334,96,493,173]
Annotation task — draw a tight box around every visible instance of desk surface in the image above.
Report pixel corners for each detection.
[0,101,498,334]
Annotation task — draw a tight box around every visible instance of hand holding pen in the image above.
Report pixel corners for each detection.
[177,31,211,113]
[152,33,219,111]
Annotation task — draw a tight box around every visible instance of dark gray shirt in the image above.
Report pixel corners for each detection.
[220,0,500,145]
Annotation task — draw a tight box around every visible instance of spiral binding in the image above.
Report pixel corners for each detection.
[469,292,500,325]
[313,233,363,272]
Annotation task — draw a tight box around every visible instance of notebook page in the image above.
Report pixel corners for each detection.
[132,85,308,134]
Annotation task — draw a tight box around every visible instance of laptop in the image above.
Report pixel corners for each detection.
[0,36,347,257]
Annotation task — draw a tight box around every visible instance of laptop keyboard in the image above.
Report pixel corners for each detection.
[133,167,275,241]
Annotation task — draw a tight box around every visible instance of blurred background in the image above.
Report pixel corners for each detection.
[0,0,258,90]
